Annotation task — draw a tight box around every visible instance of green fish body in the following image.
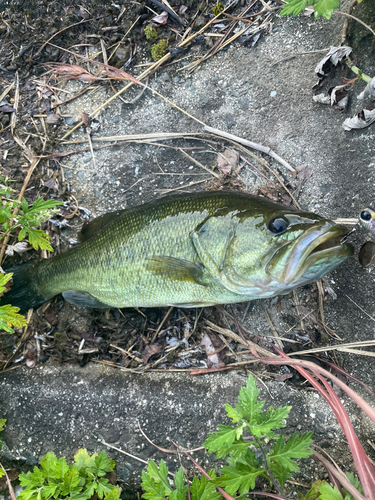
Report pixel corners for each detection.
[3,191,353,311]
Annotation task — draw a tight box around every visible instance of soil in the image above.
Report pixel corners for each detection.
[0,0,375,498]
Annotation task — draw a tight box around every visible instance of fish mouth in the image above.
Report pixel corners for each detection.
[267,223,354,283]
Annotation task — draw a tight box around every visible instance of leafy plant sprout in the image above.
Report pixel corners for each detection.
[0,172,63,332]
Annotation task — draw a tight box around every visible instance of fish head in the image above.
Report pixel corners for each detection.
[220,201,354,296]
[359,207,375,233]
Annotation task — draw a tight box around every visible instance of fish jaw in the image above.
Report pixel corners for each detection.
[266,221,354,285]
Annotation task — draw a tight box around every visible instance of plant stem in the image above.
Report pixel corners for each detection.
[256,437,283,496]
[345,59,372,83]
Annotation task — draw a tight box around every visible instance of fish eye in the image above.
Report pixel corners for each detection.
[360,210,372,221]
[268,217,289,235]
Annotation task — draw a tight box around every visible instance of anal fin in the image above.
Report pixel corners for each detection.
[62,290,110,308]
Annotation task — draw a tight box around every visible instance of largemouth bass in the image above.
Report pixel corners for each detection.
[3,191,353,311]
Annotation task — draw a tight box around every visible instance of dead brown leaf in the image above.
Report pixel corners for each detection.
[343,107,375,131]
[217,148,239,175]
[152,11,168,25]
[200,332,226,369]
[142,343,163,363]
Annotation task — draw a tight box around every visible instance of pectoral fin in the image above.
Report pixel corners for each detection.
[146,256,206,285]
[62,290,110,308]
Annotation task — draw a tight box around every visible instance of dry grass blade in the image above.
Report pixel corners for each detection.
[179,148,220,178]
[261,308,284,350]
[0,464,16,500]
[0,81,15,102]
[203,125,295,173]
[288,339,375,357]
[98,439,149,466]
[63,132,200,144]
[346,294,375,323]
[205,319,275,357]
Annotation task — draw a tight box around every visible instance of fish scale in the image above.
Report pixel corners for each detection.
[2,191,353,311]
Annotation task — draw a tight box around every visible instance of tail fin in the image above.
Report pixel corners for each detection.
[1,262,49,312]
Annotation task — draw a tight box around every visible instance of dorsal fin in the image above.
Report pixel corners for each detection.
[78,211,125,243]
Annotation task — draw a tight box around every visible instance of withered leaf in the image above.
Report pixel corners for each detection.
[0,104,15,113]
[343,107,375,131]
[357,77,375,100]
[313,84,349,111]
[200,332,225,369]
[314,46,352,88]
[5,241,30,257]
[142,343,163,363]
[0,469,18,490]
[152,11,168,25]
[358,241,375,268]
[44,305,57,324]
[217,148,239,175]
[295,165,312,182]
[45,114,61,125]
[81,112,91,127]
[44,178,58,191]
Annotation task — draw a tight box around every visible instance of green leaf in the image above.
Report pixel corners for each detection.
[41,483,60,499]
[223,437,254,462]
[0,273,12,294]
[83,480,97,498]
[104,485,121,500]
[319,482,344,500]
[249,405,291,439]
[236,375,265,422]
[0,419,6,432]
[204,424,246,458]
[27,197,63,213]
[61,467,81,493]
[96,478,114,499]
[225,404,244,424]
[94,450,116,476]
[18,489,39,500]
[301,480,327,500]
[0,304,27,333]
[280,0,308,16]
[22,197,29,214]
[174,467,188,498]
[313,0,340,18]
[268,460,292,489]
[18,227,27,242]
[19,467,45,488]
[268,432,314,473]
[40,452,59,478]
[142,460,172,498]
[53,457,69,480]
[74,449,96,472]
[215,450,265,496]
[344,473,363,496]
[141,469,168,500]
[190,475,221,500]
[23,228,53,252]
